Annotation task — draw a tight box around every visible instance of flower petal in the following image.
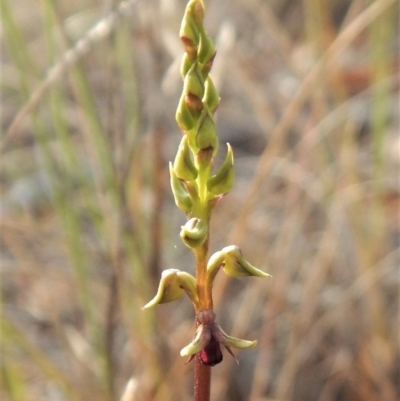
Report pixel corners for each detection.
[142,269,198,309]
[222,245,271,278]
[180,324,211,357]
[212,323,258,349]
[200,336,223,366]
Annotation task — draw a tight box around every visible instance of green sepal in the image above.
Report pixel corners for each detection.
[222,245,271,278]
[204,76,220,114]
[174,136,198,181]
[180,324,209,357]
[198,32,216,67]
[176,95,194,132]
[142,269,198,309]
[207,143,234,196]
[191,0,205,28]
[184,63,204,100]
[213,324,258,349]
[170,163,193,213]
[181,53,193,77]
[195,109,218,152]
[179,19,199,59]
[206,250,225,285]
[180,218,208,248]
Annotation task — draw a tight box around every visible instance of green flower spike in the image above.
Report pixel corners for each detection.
[142,269,198,309]
[143,0,269,373]
[180,218,208,248]
[180,309,257,366]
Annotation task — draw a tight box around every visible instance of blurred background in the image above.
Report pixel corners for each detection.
[1,0,399,400]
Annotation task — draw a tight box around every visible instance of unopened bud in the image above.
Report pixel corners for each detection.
[192,0,205,27]
[207,143,234,196]
[176,95,194,132]
[180,218,208,248]
[170,163,193,213]
[184,64,204,100]
[174,136,198,181]
[195,109,218,152]
[198,33,215,67]
[181,53,193,77]
[203,76,219,114]
[202,51,216,75]
[185,93,203,114]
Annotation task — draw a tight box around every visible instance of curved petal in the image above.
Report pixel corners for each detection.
[180,324,211,357]
[212,323,257,349]
[142,269,198,309]
[222,245,271,278]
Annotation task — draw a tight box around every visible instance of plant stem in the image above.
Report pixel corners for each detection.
[194,356,211,401]
[194,239,213,311]
[194,220,212,400]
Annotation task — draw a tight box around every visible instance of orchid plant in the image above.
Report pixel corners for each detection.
[142,1,270,399]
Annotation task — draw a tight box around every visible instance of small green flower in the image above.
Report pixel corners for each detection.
[180,218,208,248]
[222,245,270,278]
[180,309,257,366]
[207,245,271,282]
[142,269,198,309]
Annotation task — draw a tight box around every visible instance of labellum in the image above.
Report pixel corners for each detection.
[200,335,223,366]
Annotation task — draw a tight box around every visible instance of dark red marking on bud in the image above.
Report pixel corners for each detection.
[185,93,203,112]
[202,51,216,75]
[180,36,197,59]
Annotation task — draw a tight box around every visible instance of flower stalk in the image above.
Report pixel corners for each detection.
[143,1,270,400]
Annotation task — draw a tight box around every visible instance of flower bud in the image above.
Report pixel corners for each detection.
[207,143,234,196]
[192,0,204,27]
[173,136,198,181]
[198,33,215,67]
[184,63,204,100]
[180,218,208,248]
[195,109,218,152]
[180,35,198,60]
[180,53,193,77]
[202,51,216,76]
[142,269,198,309]
[203,76,219,114]
[179,19,199,60]
[176,95,194,132]
[222,245,271,278]
[185,93,203,114]
[170,163,193,213]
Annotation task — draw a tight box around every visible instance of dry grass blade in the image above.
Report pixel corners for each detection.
[1,0,143,152]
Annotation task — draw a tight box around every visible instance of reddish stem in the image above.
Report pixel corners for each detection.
[194,356,211,401]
